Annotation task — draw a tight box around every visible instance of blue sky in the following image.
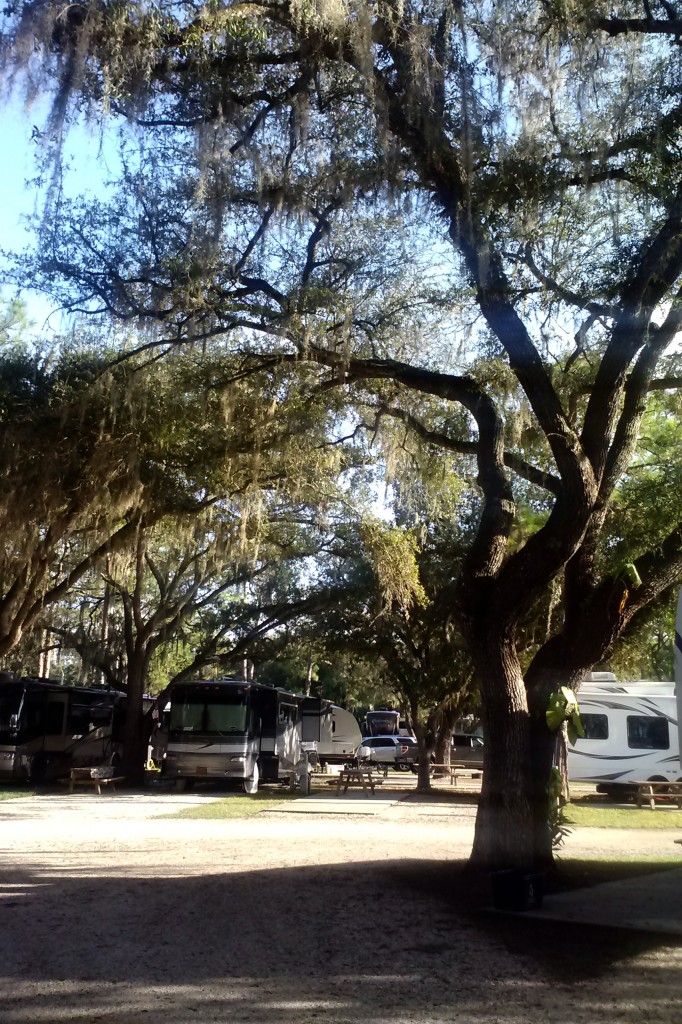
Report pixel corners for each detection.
[2,100,41,252]
[1,95,119,332]
[2,96,57,329]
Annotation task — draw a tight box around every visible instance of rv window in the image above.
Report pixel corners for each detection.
[581,714,609,741]
[44,701,65,736]
[67,704,91,736]
[278,703,297,725]
[0,683,22,728]
[205,703,248,734]
[90,705,113,728]
[626,716,670,750]
[169,697,248,735]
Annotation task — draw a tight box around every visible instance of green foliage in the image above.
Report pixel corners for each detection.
[546,687,584,744]
[547,767,572,850]
[360,518,428,615]
[609,593,676,681]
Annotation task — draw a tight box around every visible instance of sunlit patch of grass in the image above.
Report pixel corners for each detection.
[0,786,36,800]
[565,802,682,829]
[158,790,299,819]
[554,856,681,890]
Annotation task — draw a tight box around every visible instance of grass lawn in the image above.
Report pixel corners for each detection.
[0,786,36,800]
[159,789,299,819]
[554,856,682,891]
[566,802,682,829]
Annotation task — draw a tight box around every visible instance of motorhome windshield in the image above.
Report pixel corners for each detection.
[366,711,400,735]
[169,689,249,736]
[0,682,23,743]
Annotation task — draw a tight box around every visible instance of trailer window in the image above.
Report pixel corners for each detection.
[626,716,670,750]
[581,714,609,740]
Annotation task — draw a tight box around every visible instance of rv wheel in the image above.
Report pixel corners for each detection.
[29,754,48,785]
[243,762,259,795]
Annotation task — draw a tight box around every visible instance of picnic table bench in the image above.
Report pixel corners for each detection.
[69,767,125,795]
[336,767,382,796]
[431,764,483,786]
[634,780,682,810]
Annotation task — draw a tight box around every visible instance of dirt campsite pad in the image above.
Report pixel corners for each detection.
[1,787,681,1024]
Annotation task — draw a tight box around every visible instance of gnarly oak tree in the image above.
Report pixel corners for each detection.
[4,1,682,867]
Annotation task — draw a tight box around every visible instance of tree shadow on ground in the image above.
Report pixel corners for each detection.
[392,860,682,980]
[0,855,680,1023]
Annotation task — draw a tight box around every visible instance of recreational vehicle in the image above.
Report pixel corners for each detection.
[567,678,680,797]
[363,708,411,737]
[161,678,311,793]
[305,702,362,766]
[0,676,126,783]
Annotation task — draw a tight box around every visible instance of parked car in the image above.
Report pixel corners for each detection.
[356,735,419,771]
[452,733,484,769]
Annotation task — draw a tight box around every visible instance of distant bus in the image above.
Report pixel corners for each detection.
[0,676,126,783]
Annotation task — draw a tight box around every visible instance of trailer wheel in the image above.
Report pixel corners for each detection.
[244,761,259,795]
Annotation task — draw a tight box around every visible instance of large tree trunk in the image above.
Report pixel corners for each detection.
[121,652,149,785]
[469,637,536,871]
[411,705,437,792]
[433,703,459,771]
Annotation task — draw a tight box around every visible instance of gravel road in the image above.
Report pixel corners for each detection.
[1,788,681,1024]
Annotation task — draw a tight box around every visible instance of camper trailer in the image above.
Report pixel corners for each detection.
[305,702,362,766]
[0,676,126,783]
[161,678,311,793]
[567,678,680,797]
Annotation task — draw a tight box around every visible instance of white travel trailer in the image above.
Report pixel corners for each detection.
[568,678,680,797]
[306,703,362,766]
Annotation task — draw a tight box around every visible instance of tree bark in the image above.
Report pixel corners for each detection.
[469,636,535,870]
[121,652,149,785]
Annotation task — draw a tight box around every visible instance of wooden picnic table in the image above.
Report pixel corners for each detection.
[336,767,382,796]
[634,780,682,810]
[69,767,125,795]
[431,764,483,786]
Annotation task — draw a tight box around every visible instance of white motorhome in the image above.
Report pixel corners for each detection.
[162,678,310,794]
[568,677,679,797]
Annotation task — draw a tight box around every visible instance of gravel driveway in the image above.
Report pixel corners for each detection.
[1,789,681,1024]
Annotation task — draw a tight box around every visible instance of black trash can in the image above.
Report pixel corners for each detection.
[491,868,544,911]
